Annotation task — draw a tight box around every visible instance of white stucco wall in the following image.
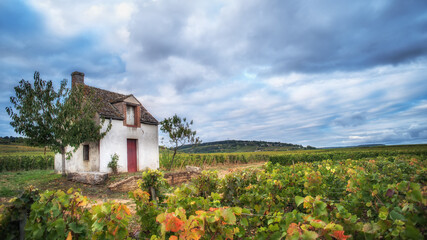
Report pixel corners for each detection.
[99,120,159,173]
[54,119,159,173]
[54,141,99,173]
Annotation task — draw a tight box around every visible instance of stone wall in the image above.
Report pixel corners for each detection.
[108,170,200,192]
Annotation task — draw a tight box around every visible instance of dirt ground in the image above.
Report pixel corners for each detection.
[204,161,266,178]
[105,161,266,201]
[1,161,266,205]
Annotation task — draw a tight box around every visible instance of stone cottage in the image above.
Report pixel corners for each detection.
[54,71,159,173]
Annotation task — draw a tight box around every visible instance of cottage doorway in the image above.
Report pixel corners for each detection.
[127,139,137,172]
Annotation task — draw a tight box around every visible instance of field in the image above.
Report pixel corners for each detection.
[0,144,426,239]
[160,144,427,169]
[0,170,60,198]
[0,144,53,156]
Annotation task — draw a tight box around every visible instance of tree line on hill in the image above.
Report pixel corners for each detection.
[177,140,316,153]
[0,136,26,144]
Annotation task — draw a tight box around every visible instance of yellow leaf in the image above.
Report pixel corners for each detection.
[195,210,205,215]
[66,231,72,240]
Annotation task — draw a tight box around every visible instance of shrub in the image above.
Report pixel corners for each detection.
[138,169,169,202]
[154,207,242,240]
[25,189,92,240]
[107,153,119,174]
[220,169,259,206]
[191,170,219,198]
[129,189,161,237]
[0,186,39,240]
[25,188,131,240]
[90,201,131,239]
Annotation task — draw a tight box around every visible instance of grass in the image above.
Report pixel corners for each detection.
[0,170,61,198]
[0,170,146,203]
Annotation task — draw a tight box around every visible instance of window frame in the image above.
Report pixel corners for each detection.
[124,104,139,127]
[83,144,89,161]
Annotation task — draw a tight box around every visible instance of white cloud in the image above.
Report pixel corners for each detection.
[28,0,136,53]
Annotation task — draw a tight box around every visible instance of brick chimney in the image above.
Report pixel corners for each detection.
[71,71,84,87]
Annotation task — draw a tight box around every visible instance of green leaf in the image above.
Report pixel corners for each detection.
[379,206,388,221]
[268,224,280,232]
[313,200,327,216]
[301,230,318,240]
[53,218,66,233]
[409,183,422,202]
[391,228,400,237]
[240,218,248,227]
[270,231,284,240]
[92,221,104,231]
[242,208,251,214]
[397,182,407,192]
[222,208,236,224]
[232,207,242,215]
[295,196,304,207]
[69,222,83,234]
[389,210,405,221]
[404,224,423,239]
[310,219,326,229]
[33,228,43,239]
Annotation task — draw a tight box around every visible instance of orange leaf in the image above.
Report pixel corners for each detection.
[112,226,119,236]
[123,205,131,215]
[66,231,72,240]
[165,213,184,233]
[169,236,178,240]
[287,223,301,236]
[331,230,351,240]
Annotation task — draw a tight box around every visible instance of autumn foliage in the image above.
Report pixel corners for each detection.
[1,154,426,239]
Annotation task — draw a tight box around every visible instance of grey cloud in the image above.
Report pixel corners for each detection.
[128,0,427,83]
[334,113,367,127]
[408,126,427,138]
[360,125,427,145]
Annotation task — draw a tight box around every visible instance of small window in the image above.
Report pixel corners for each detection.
[126,105,135,126]
[83,145,89,161]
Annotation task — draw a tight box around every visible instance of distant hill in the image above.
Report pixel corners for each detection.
[356,144,386,147]
[321,144,386,149]
[0,136,26,145]
[177,140,315,153]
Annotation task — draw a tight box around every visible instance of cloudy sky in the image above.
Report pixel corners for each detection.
[1,0,427,147]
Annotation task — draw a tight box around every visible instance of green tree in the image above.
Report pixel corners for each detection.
[160,114,201,170]
[6,71,111,175]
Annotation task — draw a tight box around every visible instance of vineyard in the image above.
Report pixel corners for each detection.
[160,144,427,169]
[1,143,426,172]
[1,150,426,239]
[0,144,54,172]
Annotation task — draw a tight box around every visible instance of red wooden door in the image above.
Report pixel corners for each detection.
[127,139,137,172]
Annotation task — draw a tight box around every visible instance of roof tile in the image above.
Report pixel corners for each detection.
[84,85,158,125]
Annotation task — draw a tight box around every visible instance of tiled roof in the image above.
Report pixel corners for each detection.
[85,85,158,125]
